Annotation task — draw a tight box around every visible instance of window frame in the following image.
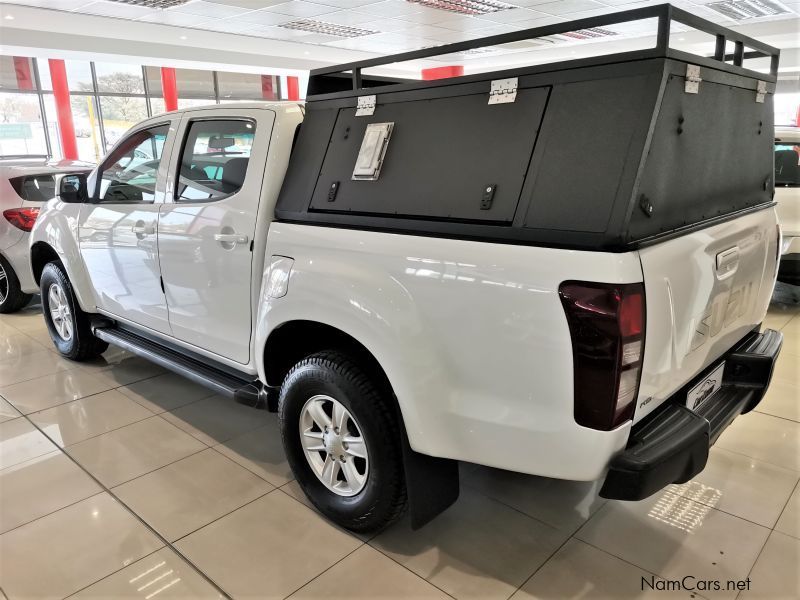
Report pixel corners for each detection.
[93,121,171,204]
[173,116,257,204]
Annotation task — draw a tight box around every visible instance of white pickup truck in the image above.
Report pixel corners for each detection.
[29,5,783,532]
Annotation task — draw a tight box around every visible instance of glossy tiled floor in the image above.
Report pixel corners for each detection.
[1,286,799,600]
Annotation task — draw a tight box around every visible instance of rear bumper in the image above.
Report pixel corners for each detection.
[600,328,782,501]
[1,236,37,294]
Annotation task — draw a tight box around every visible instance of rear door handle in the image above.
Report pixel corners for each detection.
[214,233,249,244]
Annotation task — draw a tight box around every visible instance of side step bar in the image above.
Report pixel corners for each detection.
[93,327,261,405]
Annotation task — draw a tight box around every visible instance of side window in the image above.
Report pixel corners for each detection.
[175,119,255,202]
[9,174,57,202]
[96,125,169,203]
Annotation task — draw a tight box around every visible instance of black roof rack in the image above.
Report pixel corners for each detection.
[307,3,779,99]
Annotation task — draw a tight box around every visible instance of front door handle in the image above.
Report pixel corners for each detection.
[214,233,249,245]
[131,223,155,236]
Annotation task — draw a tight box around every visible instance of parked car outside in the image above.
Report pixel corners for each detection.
[0,155,93,312]
[775,126,800,285]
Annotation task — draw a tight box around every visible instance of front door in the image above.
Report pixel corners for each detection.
[78,121,175,334]
[157,109,273,364]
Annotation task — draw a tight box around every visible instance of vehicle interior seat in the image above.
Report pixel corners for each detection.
[220,157,249,194]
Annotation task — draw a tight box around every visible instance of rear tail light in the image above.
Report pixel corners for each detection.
[559,281,646,431]
[3,207,40,232]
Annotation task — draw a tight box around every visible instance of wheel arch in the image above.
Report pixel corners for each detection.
[263,320,393,397]
[30,242,60,285]
[30,241,95,312]
[262,318,460,529]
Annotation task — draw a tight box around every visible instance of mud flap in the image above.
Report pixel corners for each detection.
[401,429,459,530]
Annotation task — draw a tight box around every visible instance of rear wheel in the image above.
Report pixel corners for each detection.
[40,261,108,360]
[279,351,407,533]
[0,255,32,314]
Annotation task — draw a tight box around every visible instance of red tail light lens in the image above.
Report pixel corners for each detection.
[559,281,646,431]
[3,207,40,232]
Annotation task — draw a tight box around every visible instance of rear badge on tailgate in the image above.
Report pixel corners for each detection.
[686,362,725,411]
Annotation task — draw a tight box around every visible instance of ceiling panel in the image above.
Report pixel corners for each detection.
[79,1,155,18]
[171,0,251,17]
[261,1,340,17]
[2,0,798,78]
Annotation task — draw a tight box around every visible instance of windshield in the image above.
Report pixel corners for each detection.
[775,142,800,187]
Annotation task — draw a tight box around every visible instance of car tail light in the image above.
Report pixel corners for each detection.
[559,281,646,431]
[3,207,40,232]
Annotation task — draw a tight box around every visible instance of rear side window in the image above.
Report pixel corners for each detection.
[175,119,255,202]
[775,143,800,187]
[9,174,57,202]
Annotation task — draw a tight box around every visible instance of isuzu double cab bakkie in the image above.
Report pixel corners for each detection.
[30,5,783,532]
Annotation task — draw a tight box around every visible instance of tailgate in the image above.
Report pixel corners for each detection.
[634,207,779,423]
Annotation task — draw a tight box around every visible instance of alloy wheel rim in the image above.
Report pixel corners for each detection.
[0,262,7,304]
[299,394,369,497]
[48,283,73,341]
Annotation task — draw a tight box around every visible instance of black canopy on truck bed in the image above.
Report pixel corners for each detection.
[275,4,780,252]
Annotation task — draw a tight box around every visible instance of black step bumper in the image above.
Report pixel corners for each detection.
[600,328,783,502]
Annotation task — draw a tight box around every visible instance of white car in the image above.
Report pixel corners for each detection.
[27,7,785,533]
[774,126,800,285]
[0,156,93,313]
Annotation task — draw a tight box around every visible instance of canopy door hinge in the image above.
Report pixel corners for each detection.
[756,81,767,103]
[355,94,376,116]
[685,65,701,94]
[488,77,518,104]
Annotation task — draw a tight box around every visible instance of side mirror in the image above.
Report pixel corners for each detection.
[58,173,88,203]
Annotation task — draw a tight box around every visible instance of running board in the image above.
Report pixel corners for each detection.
[93,327,261,405]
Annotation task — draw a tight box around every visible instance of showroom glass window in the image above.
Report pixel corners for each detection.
[96,125,169,203]
[0,56,49,157]
[175,119,254,202]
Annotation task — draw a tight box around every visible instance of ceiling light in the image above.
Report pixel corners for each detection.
[4,14,14,20]
[704,0,790,20]
[106,0,192,8]
[406,0,516,16]
[179,35,187,40]
[278,19,378,38]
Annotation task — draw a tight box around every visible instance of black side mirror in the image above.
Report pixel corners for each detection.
[58,173,88,203]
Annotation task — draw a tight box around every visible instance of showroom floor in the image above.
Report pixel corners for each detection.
[0,288,798,600]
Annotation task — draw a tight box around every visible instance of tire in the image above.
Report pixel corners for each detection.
[0,254,33,314]
[40,261,108,361]
[279,351,407,533]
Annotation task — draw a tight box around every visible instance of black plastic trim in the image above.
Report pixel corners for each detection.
[93,326,261,404]
[600,328,782,501]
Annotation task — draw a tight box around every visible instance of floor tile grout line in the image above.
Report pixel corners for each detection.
[750,408,800,425]
[572,498,769,597]
[575,538,712,600]
[0,490,106,537]
[771,478,800,537]
[364,543,459,600]
[282,541,368,599]
[206,443,292,489]
[712,443,800,474]
[2,369,170,416]
[16,411,234,600]
[62,546,166,600]
[456,479,575,534]
[734,523,775,600]
[506,527,575,599]
[167,487,278,545]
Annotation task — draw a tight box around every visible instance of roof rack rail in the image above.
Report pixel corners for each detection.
[307,3,779,99]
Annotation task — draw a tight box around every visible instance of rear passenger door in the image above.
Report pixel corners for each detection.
[157,108,273,364]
